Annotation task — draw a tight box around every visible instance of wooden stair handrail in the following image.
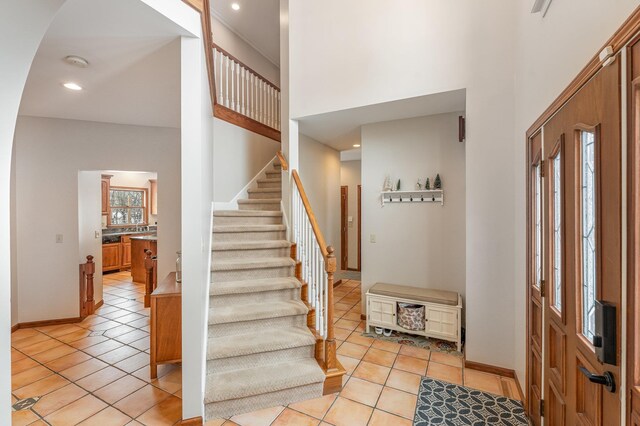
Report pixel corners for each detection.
[292,170,328,258]
[212,43,280,92]
[276,151,288,171]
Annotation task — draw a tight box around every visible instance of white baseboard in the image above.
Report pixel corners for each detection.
[212,155,278,211]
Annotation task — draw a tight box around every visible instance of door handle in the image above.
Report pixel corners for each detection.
[578,366,616,393]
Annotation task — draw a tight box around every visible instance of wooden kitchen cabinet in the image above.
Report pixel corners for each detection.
[121,235,132,268]
[102,243,121,272]
[101,174,112,216]
[131,236,157,283]
[149,179,157,216]
[150,272,181,379]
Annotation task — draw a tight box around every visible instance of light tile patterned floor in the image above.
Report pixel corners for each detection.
[11,271,182,426]
[205,279,522,426]
[11,276,520,426]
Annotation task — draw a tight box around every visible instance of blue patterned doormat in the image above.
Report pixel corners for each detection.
[414,378,529,425]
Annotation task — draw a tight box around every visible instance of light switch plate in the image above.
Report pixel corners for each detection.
[370,234,376,243]
[55,234,63,243]
[95,231,101,239]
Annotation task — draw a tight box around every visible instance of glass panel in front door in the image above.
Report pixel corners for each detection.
[580,130,596,341]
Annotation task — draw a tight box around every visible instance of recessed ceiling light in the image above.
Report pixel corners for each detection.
[231,3,240,11]
[64,55,89,68]
[353,144,361,148]
[63,82,83,91]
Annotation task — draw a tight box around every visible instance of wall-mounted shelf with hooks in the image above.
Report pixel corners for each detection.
[381,190,444,206]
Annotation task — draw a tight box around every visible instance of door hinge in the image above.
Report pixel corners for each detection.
[540,399,545,417]
[540,280,546,297]
[540,160,546,177]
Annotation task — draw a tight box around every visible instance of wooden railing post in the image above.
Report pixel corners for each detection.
[144,249,154,308]
[324,246,337,371]
[85,255,95,315]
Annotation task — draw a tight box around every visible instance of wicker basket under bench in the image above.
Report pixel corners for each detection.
[366,283,463,352]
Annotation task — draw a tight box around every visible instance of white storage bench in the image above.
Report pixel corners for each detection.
[366,283,463,352]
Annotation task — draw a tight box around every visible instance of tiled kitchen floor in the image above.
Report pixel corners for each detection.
[11,275,521,426]
[11,271,182,426]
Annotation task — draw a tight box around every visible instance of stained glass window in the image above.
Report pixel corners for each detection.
[581,131,596,340]
[109,188,147,225]
[534,163,542,288]
[552,152,562,312]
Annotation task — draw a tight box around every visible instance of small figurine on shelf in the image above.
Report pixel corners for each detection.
[425,178,431,190]
[383,175,393,191]
[396,179,401,191]
[434,174,442,189]
[416,178,422,190]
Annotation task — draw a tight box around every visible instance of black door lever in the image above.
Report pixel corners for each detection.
[578,366,616,393]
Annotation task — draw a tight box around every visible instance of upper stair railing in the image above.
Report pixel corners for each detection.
[290,165,345,393]
[212,43,281,142]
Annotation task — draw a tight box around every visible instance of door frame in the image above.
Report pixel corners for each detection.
[357,184,362,271]
[626,32,640,425]
[525,7,640,424]
[340,185,348,270]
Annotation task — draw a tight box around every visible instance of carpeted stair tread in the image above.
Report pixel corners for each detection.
[207,327,315,360]
[213,224,286,233]
[257,178,281,183]
[209,300,308,325]
[211,277,301,295]
[211,257,295,272]
[204,358,325,403]
[237,199,281,206]
[212,240,291,251]
[213,210,282,217]
[248,187,282,193]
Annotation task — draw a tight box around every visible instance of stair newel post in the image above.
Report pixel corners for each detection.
[85,255,95,315]
[324,246,337,371]
[144,249,154,308]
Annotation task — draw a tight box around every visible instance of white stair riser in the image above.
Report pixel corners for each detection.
[248,191,282,200]
[210,288,299,307]
[205,382,323,421]
[211,264,294,282]
[212,230,286,242]
[213,215,282,225]
[207,345,314,374]
[257,180,281,189]
[238,202,280,211]
[209,314,306,337]
[212,246,290,260]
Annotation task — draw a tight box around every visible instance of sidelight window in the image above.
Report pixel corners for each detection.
[580,131,597,340]
[552,151,562,312]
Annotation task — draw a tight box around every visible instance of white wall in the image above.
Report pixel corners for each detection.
[512,0,640,384]
[298,134,341,264]
[13,116,181,323]
[213,118,280,203]
[211,14,280,86]
[289,0,517,371]
[340,160,361,270]
[78,171,103,304]
[361,113,466,306]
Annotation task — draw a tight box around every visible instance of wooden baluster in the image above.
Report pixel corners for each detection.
[324,246,337,370]
[218,50,224,105]
[85,255,95,315]
[144,249,154,308]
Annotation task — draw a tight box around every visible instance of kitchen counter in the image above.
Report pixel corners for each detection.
[130,235,158,241]
[131,236,158,283]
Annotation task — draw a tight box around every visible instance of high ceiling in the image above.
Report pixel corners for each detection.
[298,89,467,152]
[211,0,280,66]
[18,0,187,128]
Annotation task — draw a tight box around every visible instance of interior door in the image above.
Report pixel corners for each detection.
[540,55,621,425]
[527,131,544,426]
[341,186,348,270]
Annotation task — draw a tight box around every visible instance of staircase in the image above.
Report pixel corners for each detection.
[205,160,325,420]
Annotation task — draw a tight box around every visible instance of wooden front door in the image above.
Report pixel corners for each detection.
[528,56,622,424]
[340,186,348,270]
